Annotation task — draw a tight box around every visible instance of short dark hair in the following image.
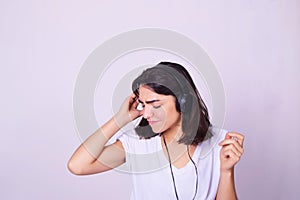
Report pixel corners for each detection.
[132,61,211,145]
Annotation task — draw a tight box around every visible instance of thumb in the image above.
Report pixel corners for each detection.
[225,132,231,140]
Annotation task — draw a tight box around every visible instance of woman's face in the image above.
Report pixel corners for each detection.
[138,85,181,133]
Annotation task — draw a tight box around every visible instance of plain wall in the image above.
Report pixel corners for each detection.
[1,0,299,199]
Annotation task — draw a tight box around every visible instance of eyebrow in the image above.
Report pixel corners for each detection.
[138,99,161,104]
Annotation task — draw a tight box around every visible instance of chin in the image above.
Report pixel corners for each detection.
[150,126,166,134]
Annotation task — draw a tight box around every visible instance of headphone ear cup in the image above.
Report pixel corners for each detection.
[175,94,184,112]
[178,93,192,113]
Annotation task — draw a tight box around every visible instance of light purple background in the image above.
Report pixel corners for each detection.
[1,1,299,199]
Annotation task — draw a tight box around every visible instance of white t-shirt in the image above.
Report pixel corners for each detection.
[117,126,227,200]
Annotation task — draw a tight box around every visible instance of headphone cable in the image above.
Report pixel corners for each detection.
[163,136,198,200]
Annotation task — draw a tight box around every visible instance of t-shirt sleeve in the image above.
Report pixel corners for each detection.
[116,130,166,173]
[116,131,130,153]
[115,131,136,172]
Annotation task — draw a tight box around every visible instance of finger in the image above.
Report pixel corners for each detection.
[128,94,137,104]
[227,132,245,146]
[222,148,241,162]
[228,132,244,146]
[221,144,242,158]
[219,139,244,155]
[131,100,139,110]
[130,93,136,98]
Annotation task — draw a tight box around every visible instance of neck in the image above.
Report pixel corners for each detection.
[161,125,183,145]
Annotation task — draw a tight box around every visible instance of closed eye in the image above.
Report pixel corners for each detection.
[138,98,162,109]
[153,105,161,109]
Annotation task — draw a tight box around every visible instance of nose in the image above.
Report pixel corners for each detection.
[142,105,153,119]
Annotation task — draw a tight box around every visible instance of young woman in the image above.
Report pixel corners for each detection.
[68,62,244,200]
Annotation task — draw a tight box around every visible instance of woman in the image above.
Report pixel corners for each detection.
[68,62,244,200]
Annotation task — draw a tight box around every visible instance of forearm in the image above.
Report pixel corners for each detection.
[68,115,127,172]
[216,169,237,200]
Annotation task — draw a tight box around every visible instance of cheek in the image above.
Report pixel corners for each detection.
[154,109,166,120]
[166,106,180,123]
[159,106,176,123]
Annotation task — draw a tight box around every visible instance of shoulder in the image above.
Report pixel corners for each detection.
[117,130,161,154]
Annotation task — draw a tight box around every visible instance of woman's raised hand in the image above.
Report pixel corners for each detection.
[114,94,142,127]
[218,132,245,174]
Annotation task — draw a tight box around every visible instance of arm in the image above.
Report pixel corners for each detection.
[67,94,141,175]
[216,132,245,200]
